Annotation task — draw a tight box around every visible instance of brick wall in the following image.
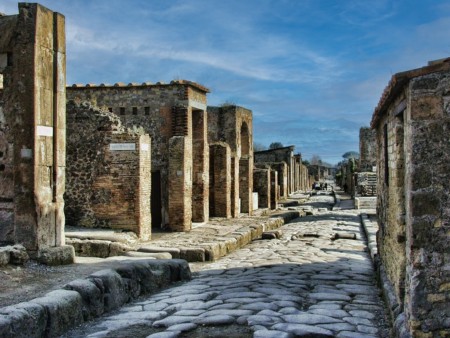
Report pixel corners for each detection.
[253,169,270,209]
[66,102,151,239]
[209,143,231,217]
[372,60,450,337]
[67,81,209,230]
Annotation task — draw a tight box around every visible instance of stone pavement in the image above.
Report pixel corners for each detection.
[64,192,390,338]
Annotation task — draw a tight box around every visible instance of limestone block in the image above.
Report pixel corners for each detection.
[37,245,75,266]
[0,249,10,266]
[8,244,29,264]
[179,247,205,262]
[0,302,47,338]
[87,269,128,312]
[63,279,104,320]
[31,290,83,337]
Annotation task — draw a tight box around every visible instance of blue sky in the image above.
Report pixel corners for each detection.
[2,1,449,164]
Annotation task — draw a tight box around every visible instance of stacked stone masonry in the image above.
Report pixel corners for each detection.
[67,81,209,231]
[0,4,74,263]
[371,58,450,337]
[65,101,151,239]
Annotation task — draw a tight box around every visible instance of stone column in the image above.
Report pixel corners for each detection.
[209,143,231,218]
[253,169,270,209]
[270,170,278,209]
[168,136,192,231]
[239,157,253,215]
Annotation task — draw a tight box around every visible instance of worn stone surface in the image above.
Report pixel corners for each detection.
[64,193,390,338]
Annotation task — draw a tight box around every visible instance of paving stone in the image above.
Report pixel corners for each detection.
[254,329,293,338]
[153,316,199,328]
[357,325,378,334]
[282,313,342,325]
[165,300,222,311]
[257,309,283,317]
[348,310,376,320]
[193,314,235,325]
[143,302,169,311]
[173,309,205,316]
[107,311,166,321]
[199,309,253,317]
[216,291,265,300]
[343,316,373,326]
[162,292,217,304]
[309,293,352,301]
[319,322,356,332]
[279,307,302,315]
[146,332,181,338]
[271,323,334,337]
[309,303,342,310]
[241,302,279,311]
[247,314,283,326]
[309,308,349,319]
[273,301,300,308]
[336,331,377,338]
[209,303,239,310]
[166,323,197,332]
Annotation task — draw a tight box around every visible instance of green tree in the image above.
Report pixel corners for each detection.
[269,142,284,149]
[342,151,360,160]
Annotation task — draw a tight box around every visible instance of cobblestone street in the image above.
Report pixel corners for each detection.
[64,193,390,338]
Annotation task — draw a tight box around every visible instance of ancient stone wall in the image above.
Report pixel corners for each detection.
[207,105,254,216]
[253,169,270,209]
[359,127,377,172]
[0,4,72,262]
[209,142,231,217]
[372,59,450,337]
[254,146,295,194]
[65,102,151,239]
[67,81,209,231]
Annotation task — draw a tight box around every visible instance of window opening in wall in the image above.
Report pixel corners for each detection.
[120,107,125,115]
[108,107,113,113]
[132,107,138,115]
[144,107,150,115]
[384,123,389,186]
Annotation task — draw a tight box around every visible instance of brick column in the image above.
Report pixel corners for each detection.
[270,170,278,209]
[253,169,270,209]
[168,136,192,231]
[239,157,253,214]
[230,157,239,217]
[209,143,231,218]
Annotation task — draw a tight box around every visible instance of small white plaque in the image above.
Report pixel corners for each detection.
[20,148,32,158]
[140,143,149,151]
[37,125,53,137]
[109,143,136,151]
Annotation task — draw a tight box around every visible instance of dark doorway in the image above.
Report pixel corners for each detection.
[151,171,162,229]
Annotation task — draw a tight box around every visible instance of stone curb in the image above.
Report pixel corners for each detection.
[138,211,301,262]
[360,213,378,261]
[0,259,191,338]
[360,213,410,338]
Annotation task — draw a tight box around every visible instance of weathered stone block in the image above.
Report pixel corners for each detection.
[87,269,128,312]
[63,279,104,320]
[31,290,83,337]
[37,245,75,266]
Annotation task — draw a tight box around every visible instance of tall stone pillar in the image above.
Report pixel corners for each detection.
[239,157,253,214]
[0,4,73,264]
[168,136,192,231]
[209,143,231,218]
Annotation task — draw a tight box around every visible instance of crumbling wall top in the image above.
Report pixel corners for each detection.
[69,79,210,93]
[371,58,450,128]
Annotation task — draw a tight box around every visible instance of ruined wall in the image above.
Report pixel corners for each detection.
[67,81,209,230]
[255,146,294,194]
[209,142,231,217]
[207,105,254,215]
[253,169,270,209]
[372,59,450,337]
[359,127,377,172]
[0,4,68,257]
[65,102,151,239]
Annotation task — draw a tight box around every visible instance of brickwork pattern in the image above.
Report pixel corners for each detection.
[209,143,231,217]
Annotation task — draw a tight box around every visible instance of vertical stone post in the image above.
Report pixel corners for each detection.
[253,169,270,209]
[230,157,239,217]
[209,143,231,218]
[138,135,151,240]
[191,109,209,222]
[239,157,253,214]
[169,136,192,231]
[270,170,278,209]
[0,4,73,262]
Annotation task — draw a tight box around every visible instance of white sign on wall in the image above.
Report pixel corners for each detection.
[109,143,136,151]
[37,125,54,137]
[140,143,149,151]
